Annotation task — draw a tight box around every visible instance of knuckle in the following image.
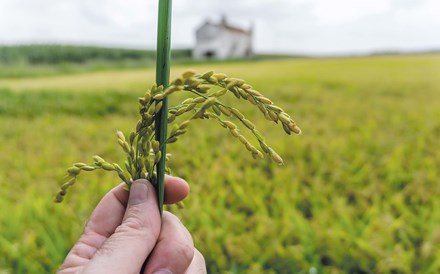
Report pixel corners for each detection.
[123,208,146,230]
[177,240,195,265]
[160,212,197,270]
[121,217,145,231]
[116,206,159,239]
[161,231,194,263]
[117,218,151,237]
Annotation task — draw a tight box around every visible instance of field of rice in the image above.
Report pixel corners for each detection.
[1,55,440,273]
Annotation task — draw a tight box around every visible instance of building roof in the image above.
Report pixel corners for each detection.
[199,16,252,36]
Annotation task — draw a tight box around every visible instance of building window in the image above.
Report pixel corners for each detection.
[204,51,216,59]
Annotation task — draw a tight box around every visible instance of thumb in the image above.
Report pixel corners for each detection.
[83,180,161,274]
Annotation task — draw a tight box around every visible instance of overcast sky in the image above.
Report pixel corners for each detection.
[0,0,439,55]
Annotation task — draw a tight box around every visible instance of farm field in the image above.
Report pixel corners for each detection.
[1,55,440,273]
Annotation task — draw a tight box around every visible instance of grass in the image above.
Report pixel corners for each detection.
[0,45,192,79]
[0,45,293,79]
[1,55,440,273]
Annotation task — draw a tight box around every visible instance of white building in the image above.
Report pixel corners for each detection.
[193,16,253,60]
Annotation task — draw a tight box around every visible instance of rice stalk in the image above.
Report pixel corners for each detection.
[55,70,301,203]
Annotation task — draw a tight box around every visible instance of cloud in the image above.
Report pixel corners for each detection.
[312,0,391,25]
[0,0,439,54]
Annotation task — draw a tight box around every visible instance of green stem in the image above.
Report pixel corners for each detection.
[155,0,172,215]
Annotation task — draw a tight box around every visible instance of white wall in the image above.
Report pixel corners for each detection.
[193,24,252,60]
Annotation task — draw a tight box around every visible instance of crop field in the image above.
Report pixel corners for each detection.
[0,55,440,273]
[0,45,192,78]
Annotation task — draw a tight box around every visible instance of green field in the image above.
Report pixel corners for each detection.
[1,55,440,273]
[0,45,192,78]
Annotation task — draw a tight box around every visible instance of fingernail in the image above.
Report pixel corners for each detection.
[128,180,149,205]
[153,269,173,274]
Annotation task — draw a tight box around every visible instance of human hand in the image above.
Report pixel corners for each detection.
[58,176,206,274]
